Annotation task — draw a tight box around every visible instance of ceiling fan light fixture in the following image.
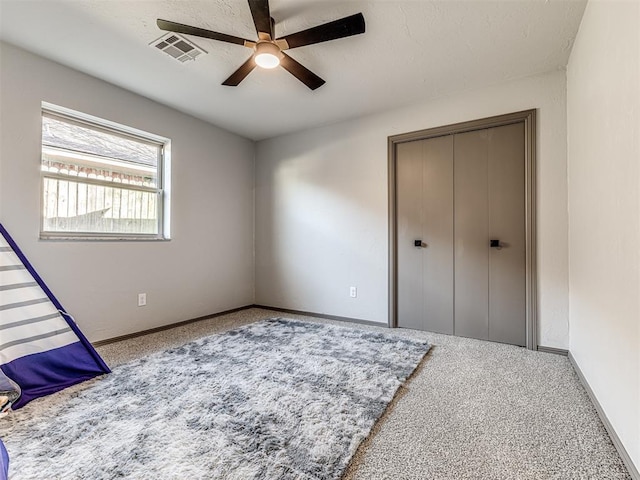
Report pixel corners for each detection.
[254,42,282,69]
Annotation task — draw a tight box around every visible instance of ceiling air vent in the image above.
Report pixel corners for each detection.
[150,33,207,63]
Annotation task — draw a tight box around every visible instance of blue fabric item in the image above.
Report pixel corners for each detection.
[0,438,8,480]
[1,343,107,409]
[0,223,110,410]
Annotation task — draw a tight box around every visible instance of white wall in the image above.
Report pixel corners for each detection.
[567,0,640,471]
[0,42,255,342]
[256,70,569,348]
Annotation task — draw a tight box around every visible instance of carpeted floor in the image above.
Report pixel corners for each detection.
[97,307,631,479]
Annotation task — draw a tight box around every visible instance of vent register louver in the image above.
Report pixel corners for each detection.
[150,33,207,63]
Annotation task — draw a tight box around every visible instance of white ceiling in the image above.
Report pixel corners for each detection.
[0,0,586,140]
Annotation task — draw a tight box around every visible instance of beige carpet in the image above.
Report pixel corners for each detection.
[96,307,631,479]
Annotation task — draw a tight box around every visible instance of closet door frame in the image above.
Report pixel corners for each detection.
[388,109,537,350]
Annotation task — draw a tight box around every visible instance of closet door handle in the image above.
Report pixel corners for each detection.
[414,240,427,248]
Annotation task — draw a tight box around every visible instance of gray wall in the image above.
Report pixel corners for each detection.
[255,70,570,349]
[0,42,255,342]
[567,0,639,471]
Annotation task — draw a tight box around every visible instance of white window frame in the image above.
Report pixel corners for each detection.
[40,103,171,241]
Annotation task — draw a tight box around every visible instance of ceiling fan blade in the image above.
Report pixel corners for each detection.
[277,12,365,50]
[157,19,253,47]
[222,56,257,86]
[248,0,273,39]
[280,53,325,90]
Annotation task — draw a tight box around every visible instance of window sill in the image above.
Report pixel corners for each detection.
[39,235,171,242]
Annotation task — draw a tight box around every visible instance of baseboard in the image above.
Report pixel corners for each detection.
[568,352,639,480]
[92,305,255,347]
[536,345,568,356]
[253,304,385,328]
[92,304,384,347]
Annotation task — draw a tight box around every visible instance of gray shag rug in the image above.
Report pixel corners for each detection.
[2,318,430,480]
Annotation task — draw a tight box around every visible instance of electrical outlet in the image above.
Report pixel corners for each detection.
[349,286,357,298]
[138,293,147,307]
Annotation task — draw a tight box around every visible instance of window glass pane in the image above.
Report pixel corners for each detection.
[43,177,159,235]
[42,115,159,189]
[42,115,159,166]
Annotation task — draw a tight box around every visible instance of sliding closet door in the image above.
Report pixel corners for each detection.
[397,136,454,334]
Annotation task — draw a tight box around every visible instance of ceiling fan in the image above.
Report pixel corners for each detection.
[157,0,365,90]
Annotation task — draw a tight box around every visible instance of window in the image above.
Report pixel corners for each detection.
[40,104,170,240]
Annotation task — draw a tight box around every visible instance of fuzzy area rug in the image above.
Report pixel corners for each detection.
[1,318,430,480]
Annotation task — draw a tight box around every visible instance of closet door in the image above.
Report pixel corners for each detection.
[453,123,526,346]
[397,136,454,334]
[396,122,526,347]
